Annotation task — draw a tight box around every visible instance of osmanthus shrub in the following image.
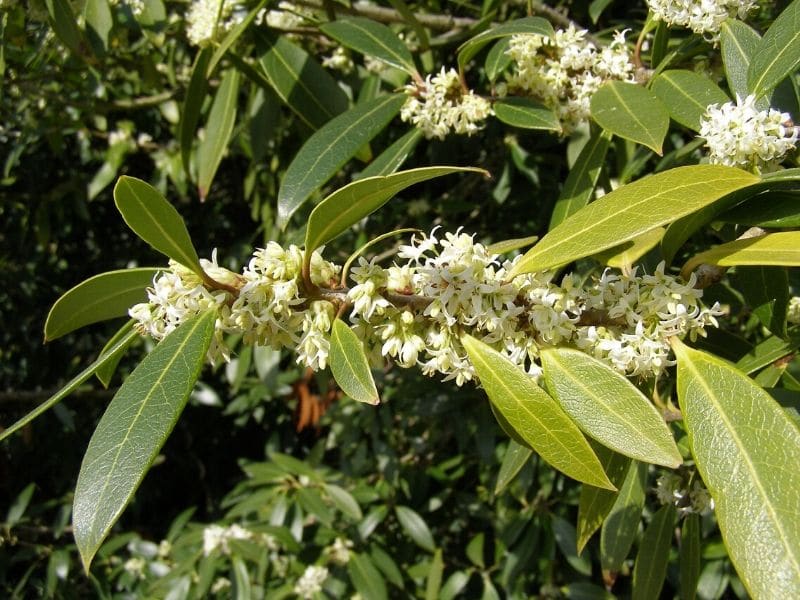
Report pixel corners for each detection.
[4,0,800,597]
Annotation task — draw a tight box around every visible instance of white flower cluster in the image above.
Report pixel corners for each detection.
[131,230,722,385]
[294,565,329,599]
[506,26,635,133]
[262,1,312,30]
[655,473,715,514]
[202,523,253,556]
[699,95,797,171]
[400,68,494,140]
[186,0,243,47]
[109,0,145,17]
[322,47,354,74]
[647,0,757,38]
[789,296,800,324]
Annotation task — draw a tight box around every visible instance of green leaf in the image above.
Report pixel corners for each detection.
[0,329,139,443]
[680,513,701,600]
[348,553,388,600]
[735,327,800,374]
[357,129,423,180]
[673,338,800,597]
[207,0,268,76]
[231,556,251,600]
[84,0,112,54]
[549,128,611,230]
[485,38,513,82]
[720,20,760,101]
[650,70,729,131]
[320,17,416,75]
[486,236,539,256]
[323,483,363,521]
[509,165,759,276]
[457,17,553,72]
[46,0,86,58]
[682,232,800,278]
[577,444,631,553]
[73,310,216,570]
[632,504,676,600]
[600,461,646,571]
[306,166,485,255]
[278,94,405,228]
[747,0,800,98]
[590,81,669,154]
[95,320,137,388]
[730,266,789,336]
[297,487,333,526]
[255,31,349,130]
[6,483,35,527]
[494,440,533,495]
[370,545,404,588]
[395,505,436,552]
[180,47,212,177]
[44,268,160,341]
[552,515,592,575]
[594,227,665,270]
[493,98,560,131]
[114,176,203,275]
[425,549,444,600]
[197,68,240,201]
[329,319,379,405]
[462,335,615,490]
[720,190,800,228]
[541,348,681,467]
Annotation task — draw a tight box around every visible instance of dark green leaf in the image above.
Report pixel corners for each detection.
[552,515,592,575]
[720,190,800,228]
[348,553,388,600]
[651,70,729,131]
[730,266,789,336]
[494,440,533,495]
[748,0,800,98]
[680,513,701,600]
[632,504,676,600]
[485,38,513,82]
[357,129,423,180]
[493,97,560,131]
[297,487,333,526]
[321,17,416,75]
[600,461,646,571]
[6,483,35,527]
[590,81,669,154]
[329,319,379,405]
[84,0,112,54]
[95,320,137,388]
[207,0,268,76]
[395,505,436,552]
[180,47,212,177]
[46,0,86,58]
[197,68,240,201]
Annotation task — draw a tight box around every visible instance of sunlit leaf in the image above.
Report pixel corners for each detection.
[329,319,379,405]
[348,553,388,600]
[493,98,560,131]
[747,0,800,98]
[357,129,423,180]
[395,505,436,552]
[681,231,800,278]
[590,81,669,154]
[494,440,533,495]
[651,70,728,131]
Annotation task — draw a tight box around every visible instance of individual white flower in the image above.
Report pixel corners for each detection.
[655,472,684,504]
[788,296,800,324]
[263,1,311,29]
[647,0,757,38]
[400,68,493,140]
[296,301,335,370]
[294,565,329,599]
[700,94,797,171]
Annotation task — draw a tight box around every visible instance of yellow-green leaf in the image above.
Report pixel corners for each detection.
[95,320,137,388]
[594,227,665,270]
[494,440,533,495]
[329,319,379,405]
[462,335,615,490]
[651,70,729,132]
[357,129,423,180]
[673,338,800,597]
[73,310,216,570]
[590,81,669,154]
[541,348,681,468]
[682,231,800,278]
[509,165,759,276]
[486,235,539,256]
[44,268,160,341]
[493,98,560,131]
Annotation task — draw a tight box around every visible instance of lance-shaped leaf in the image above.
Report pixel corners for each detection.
[329,319,379,405]
[357,129,423,180]
[549,128,611,230]
[278,94,405,228]
[44,268,160,341]
[594,227,665,270]
[494,440,533,495]
[95,320,137,388]
[305,166,485,256]
[395,505,436,552]
[73,310,216,570]
[632,504,676,600]
[681,231,800,278]
[84,0,112,54]
[485,38,513,82]
[462,335,615,490]
[46,0,86,59]
[509,165,759,276]
[747,0,800,99]
[457,17,553,72]
[180,47,211,176]
[590,81,669,154]
[730,266,789,337]
[207,0,268,76]
[721,190,800,228]
[348,553,388,600]
[600,461,646,571]
[487,235,539,256]
[651,70,729,131]
[114,177,202,275]
[256,31,349,130]
[197,68,240,201]
[320,17,416,75]
[680,513,701,600]
[577,444,630,553]
[541,348,681,467]
[673,338,800,597]
[493,98,560,131]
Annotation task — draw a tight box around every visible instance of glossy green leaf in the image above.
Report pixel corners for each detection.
[486,236,539,256]
[590,81,669,154]
[462,335,615,490]
[594,227,665,270]
[682,232,800,278]
[46,0,85,58]
[651,70,729,131]
[720,190,800,228]
[600,461,646,571]
[297,487,333,526]
[278,94,405,228]
[73,310,216,570]
[673,339,800,597]
[44,268,160,341]
[395,505,436,552]
[440,572,471,600]
[358,506,388,541]
[576,444,630,553]
[306,166,484,255]
[370,545,404,588]
[730,266,789,336]
[0,329,139,443]
[493,98,560,131]
[180,47,211,176]
[541,348,681,467]
[207,0,268,76]
[632,504,676,600]
[509,165,759,276]
[494,440,533,495]
[323,483,363,521]
[680,513,701,600]
[457,17,553,72]
[747,0,800,98]
[735,328,800,374]
[231,556,251,600]
[720,20,760,101]
[320,17,416,75]
[95,320,137,388]
[485,38,513,82]
[197,68,240,201]
[552,515,592,575]
[114,176,202,274]
[358,129,422,180]
[256,31,349,130]
[348,553,388,600]
[84,0,112,53]
[549,128,611,230]
[6,483,35,527]
[425,548,444,600]
[329,319,379,405]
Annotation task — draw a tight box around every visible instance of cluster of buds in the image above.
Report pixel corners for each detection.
[504,25,635,133]
[130,230,722,386]
[646,0,758,39]
[655,472,714,515]
[186,0,245,47]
